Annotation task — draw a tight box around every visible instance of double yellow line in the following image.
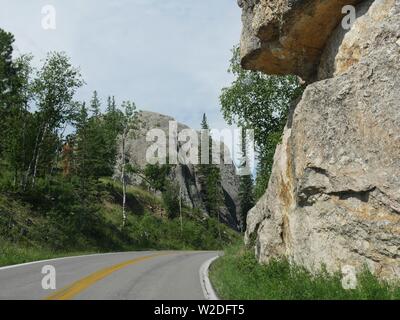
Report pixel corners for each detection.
[46,253,169,300]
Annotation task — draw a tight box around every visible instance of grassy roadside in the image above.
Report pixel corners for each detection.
[0,242,96,267]
[209,243,400,300]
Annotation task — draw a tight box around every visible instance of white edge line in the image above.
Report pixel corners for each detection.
[0,251,156,271]
[200,255,220,300]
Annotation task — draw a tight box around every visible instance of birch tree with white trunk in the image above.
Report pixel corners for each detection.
[119,101,140,228]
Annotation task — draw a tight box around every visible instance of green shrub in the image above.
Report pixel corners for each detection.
[162,181,180,219]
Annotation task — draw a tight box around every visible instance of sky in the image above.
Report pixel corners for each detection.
[0,0,242,130]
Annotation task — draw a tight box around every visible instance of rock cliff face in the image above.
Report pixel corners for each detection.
[241,0,400,278]
[115,111,241,230]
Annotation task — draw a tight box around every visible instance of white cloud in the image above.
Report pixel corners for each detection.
[0,0,242,129]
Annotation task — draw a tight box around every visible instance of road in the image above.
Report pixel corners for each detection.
[0,251,219,300]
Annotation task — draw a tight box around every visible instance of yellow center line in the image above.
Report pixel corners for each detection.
[45,252,171,300]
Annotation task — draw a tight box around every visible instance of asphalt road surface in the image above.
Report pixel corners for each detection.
[0,251,219,300]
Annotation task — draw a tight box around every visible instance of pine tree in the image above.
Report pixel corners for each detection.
[106,96,116,113]
[102,96,124,176]
[84,92,111,178]
[201,113,208,130]
[75,102,89,184]
[197,114,223,239]
[72,102,101,231]
[90,90,101,117]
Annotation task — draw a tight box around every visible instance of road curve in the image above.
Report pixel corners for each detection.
[0,251,219,300]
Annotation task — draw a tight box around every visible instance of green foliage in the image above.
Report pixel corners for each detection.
[143,163,172,192]
[238,130,254,230]
[32,51,84,128]
[210,244,400,300]
[0,29,16,110]
[90,90,101,117]
[0,50,86,189]
[0,30,36,188]
[72,94,123,180]
[203,166,223,217]
[143,164,184,220]
[126,211,238,251]
[253,132,283,198]
[27,52,83,187]
[238,174,254,231]
[101,97,125,176]
[162,180,180,219]
[201,113,209,130]
[220,45,303,199]
[76,92,116,178]
[197,113,223,218]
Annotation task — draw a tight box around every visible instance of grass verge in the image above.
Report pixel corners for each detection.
[0,242,96,267]
[209,243,400,300]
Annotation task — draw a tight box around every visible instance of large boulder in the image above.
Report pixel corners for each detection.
[242,0,400,279]
[114,111,242,230]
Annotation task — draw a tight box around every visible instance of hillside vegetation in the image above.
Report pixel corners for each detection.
[0,178,238,267]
